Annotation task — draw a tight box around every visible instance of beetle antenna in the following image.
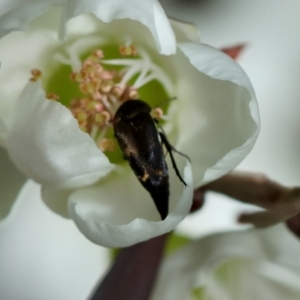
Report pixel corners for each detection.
[154,96,177,108]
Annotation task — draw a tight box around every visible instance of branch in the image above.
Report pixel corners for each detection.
[89,234,169,300]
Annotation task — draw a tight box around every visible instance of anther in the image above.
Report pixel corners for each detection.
[119,45,138,56]
[51,46,168,153]
[151,107,164,120]
[128,89,139,100]
[30,69,42,82]
[46,93,60,101]
[98,138,115,152]
[90,49,104,61]
[101,111,111,124]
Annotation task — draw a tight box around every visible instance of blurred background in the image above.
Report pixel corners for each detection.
[161,0,300,237]
[1,1,300,299]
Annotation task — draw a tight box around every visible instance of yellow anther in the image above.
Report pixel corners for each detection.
[119,45,138,56]
[89,49,104,61]
[151,107,164,120]
[100,71,114,80]
[128,89,139,99]
[77,111,88,122]
[112,85,124,97]
[80,124,88,132]
[87,101,96,110]
[46,93,60,101]
[98,138,115,152]
[70,72,85,83]
[95,113,104,124]
[100,82,113,93]
[93,49,104,59]
[101,111,111,123]
[94,103,104,112]
[30,69,42,82]
[90,91,101,101]
[60,47,160,153]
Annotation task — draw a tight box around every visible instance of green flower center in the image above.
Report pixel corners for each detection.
[40,43,171,164]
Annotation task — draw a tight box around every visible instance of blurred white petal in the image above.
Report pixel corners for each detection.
[0,180,110,300]
[152,225,300,300]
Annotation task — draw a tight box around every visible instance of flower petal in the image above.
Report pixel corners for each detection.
[0,0,176,55]
[5,81,114,189]
[41,187,70,218]
[0,7,62,128]
[0,1,61,39]
[68,160,193,248]
[170,18,201,44]
[152,225,300,300]
[0,147,26,220]
[64,0,175,54]
[0,117,7,147]
[175,43,259,187]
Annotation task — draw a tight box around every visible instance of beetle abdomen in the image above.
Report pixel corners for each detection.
[113,100,170,220]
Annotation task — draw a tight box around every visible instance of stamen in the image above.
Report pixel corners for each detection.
[119,45,138,57]
[151,108,164,120]
[55,35,106,71]
[46,93,60,101]
[133,59,150,88]
[102,49,174,94]
[119,63,142,86]
[30,69,42,82]
[40,44,172,157]
[98,138,115,152]
[128,89,139,100]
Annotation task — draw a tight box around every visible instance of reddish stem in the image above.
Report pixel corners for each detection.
[89,234,169,300]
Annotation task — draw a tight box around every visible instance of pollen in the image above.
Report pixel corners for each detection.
[46,93,60,101]
[35,43,172,156]
[30,69,42,82]
[151,107,164,120]
[98,138,115,152]
[119,45,138,57]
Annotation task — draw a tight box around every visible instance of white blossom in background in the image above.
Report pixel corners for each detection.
[0,0,259,247]
[0,180,110,300]
[152,225,300,300]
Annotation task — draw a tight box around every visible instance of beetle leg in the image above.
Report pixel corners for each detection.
[156,123,190,162]
[159,132,188,187]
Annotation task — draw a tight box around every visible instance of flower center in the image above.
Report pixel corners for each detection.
[36,42,173,164]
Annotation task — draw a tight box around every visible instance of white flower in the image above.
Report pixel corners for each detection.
[152,225,300,300]
[0,0,259,247]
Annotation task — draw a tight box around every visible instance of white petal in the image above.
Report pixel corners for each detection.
[68,160,193,248]
[64,0,175,55]
[170,18,201,44]
[41,186,70,218]
[0,6,62,128]
[175,43,259,187]
[0,1,61,39]
[6,81,114,189]
[0,117,7,147]
[0,0,176,55]
[0,147,26,220]
[152,225,300,300]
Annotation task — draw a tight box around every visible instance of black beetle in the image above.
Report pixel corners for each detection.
[113,99,188,220]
